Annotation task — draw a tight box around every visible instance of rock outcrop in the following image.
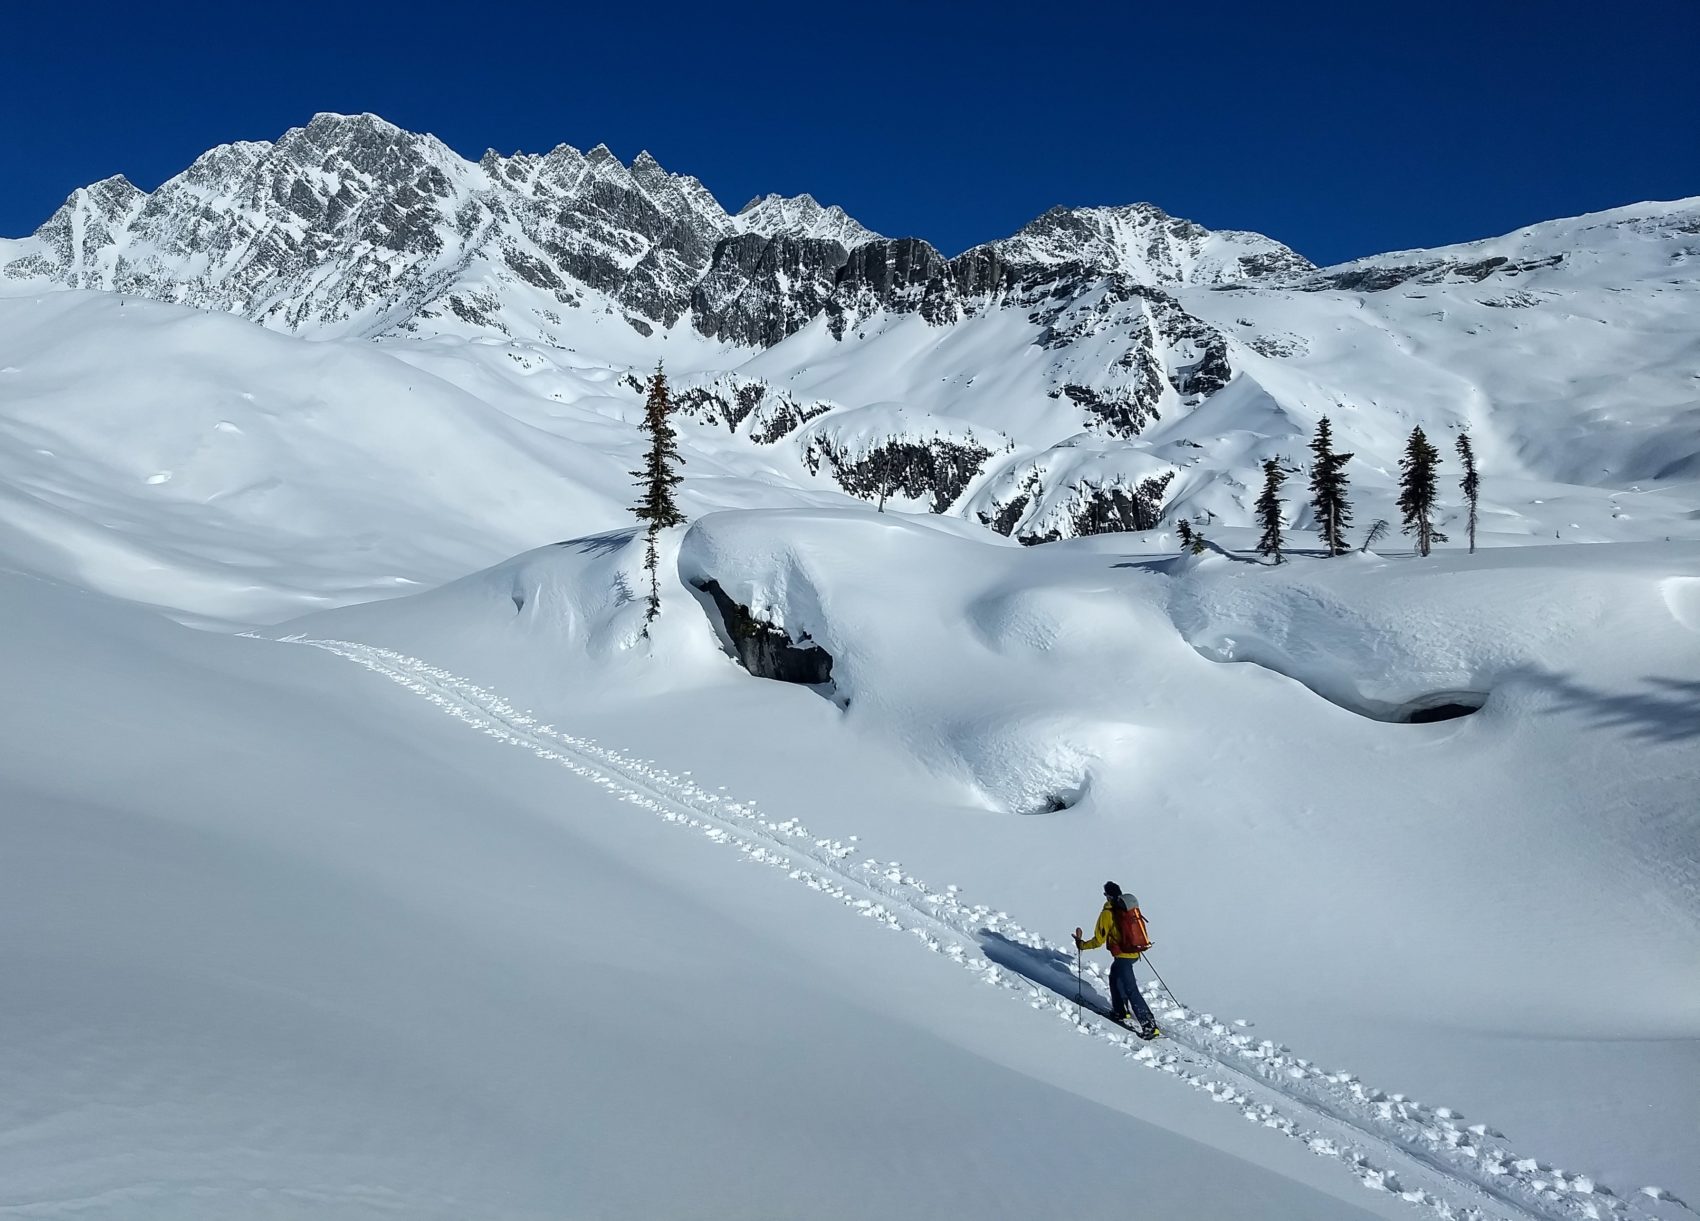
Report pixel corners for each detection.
[694,579,834,686]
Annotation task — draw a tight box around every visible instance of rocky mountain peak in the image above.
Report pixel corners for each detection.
[68,174,145,219]
[304,110,405,137]
[987,201,1313,286]
[735,193,882,247]
[272,112,455,178]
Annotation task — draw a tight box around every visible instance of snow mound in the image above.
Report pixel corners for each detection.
[274,527,738,699]
[1664,576,1700,635]
[676,509,1163,814]
[1165,551,1609,721]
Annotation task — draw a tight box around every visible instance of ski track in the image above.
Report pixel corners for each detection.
[281,634,1690,1221]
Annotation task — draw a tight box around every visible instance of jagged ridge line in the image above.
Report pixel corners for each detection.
[282,634,1674,1221]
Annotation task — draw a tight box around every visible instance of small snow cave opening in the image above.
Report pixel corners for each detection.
[1192,644,1488,724]
[1394,692,1488,724]
[1015,773,1090,816]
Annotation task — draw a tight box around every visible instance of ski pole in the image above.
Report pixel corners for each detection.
[1141,952,1185,1011]
[1073,928,1084,1024]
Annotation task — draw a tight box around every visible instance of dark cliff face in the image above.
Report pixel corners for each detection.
[826,238,964,336]
[948,247,1019,299]
[689,233,1019,344]
[692,234,851,347]
[693,233,1014,349]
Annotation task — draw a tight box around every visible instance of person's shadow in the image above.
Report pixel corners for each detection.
[978,929,1112,1016]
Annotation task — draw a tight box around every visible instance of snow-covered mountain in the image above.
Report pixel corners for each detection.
[0,112,1306,347]
[0,113,891,345]
[4,112,1695,557]
[733,191,880,246]
[2,115,1698,1220]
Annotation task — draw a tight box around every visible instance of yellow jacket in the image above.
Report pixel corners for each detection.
[1078,900,1143,960]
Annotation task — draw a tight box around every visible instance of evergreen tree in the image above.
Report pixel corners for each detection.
[1456,432,1480,554]
[1397,426,1447,556]
[1360,518,1390,552]
[1175,518,1196,550]
[1255,458,1286,564]
[630,365,685,623]
[1307,415,1354,555]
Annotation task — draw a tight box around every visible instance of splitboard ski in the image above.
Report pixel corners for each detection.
[1077,999,1162,1040]
[1114,1016,1162,1041]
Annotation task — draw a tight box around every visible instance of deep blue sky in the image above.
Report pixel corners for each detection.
[2,0,1695,265]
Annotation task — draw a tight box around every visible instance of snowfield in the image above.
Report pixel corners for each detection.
[277,516,1700,1203]
[6,518,1697,1218]
[1,139,1698,1217]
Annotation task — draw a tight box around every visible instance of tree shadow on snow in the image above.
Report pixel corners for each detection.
[1530,673,1700,744]
[1109,540,1267,573]
[552,530,638,556]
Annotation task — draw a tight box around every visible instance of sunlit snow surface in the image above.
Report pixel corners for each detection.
[0,212,1697,1217]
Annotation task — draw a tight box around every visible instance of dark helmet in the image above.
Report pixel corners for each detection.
[1103,881,1122,897]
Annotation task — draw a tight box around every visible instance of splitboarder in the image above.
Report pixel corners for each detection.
[1075,881,1159,1039]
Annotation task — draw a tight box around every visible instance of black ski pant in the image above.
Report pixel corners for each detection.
[1109,957,1154,1025]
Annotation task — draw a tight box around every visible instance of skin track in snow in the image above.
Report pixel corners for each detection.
[276,633,1689,1221]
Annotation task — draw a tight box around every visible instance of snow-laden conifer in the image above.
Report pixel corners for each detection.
[631,365,685,623]
[1456,432,1480,554]
[1255,458,1286,564]
[1308,416,1354,556]
[1398,427,1447,557]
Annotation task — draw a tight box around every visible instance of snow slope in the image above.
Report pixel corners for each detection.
[2,566,1422,1221]
[0,291,836,620]
[6,513,1695,1217]
[1,114,1697,1221]
[3,277,1695,626]
[276,514,1700,1212]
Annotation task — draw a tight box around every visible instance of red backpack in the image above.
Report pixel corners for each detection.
[1111,898,1152,954]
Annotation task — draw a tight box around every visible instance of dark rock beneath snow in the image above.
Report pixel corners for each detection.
[1058,382,1161,438]
[803,436,993,513]
[675,377,833,442]
[980,470,1175,544]
[1298,253,1567,294]
[694,579,834,686]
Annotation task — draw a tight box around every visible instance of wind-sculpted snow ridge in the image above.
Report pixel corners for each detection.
[279,633,1689,1221]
